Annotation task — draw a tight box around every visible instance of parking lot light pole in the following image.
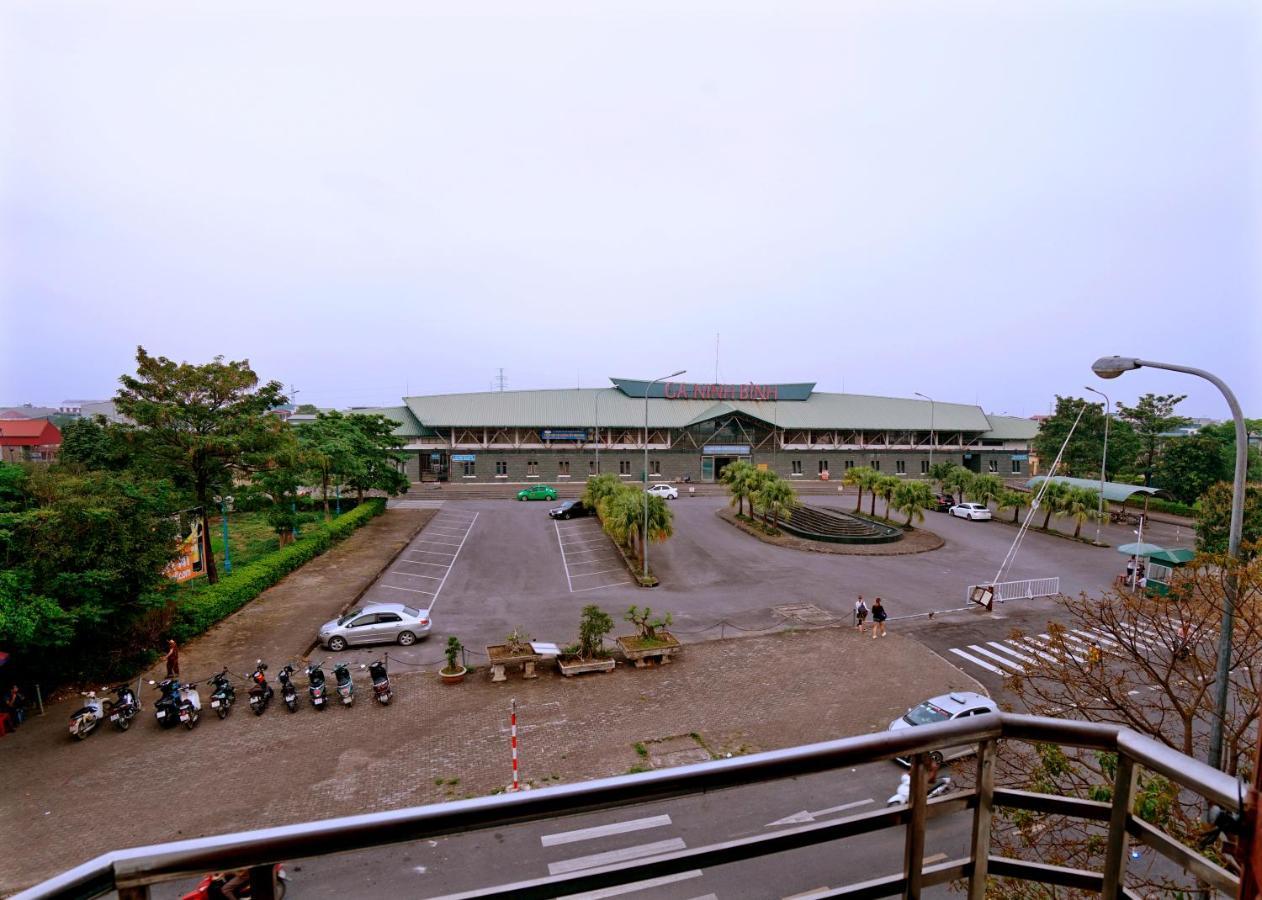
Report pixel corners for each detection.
[1093,355,1248,773]
[1083,385,1111,546]
[644,370,685,579]
[594,389,601,474]
[914,392,935,471]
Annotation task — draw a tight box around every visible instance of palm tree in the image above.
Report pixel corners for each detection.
[753,474,798,528]
[642,492,675,546]
[998,489,1031,524]
[873,475,900,519]
[720,460,757,518]
[861,468,884,516]
[892,480,934,526]
[942,467,974,506]
[583,473,622,511]
[1038,481,1069,530]
[927,461,958,490]
[1063,487,1100,539]
[598,488,643,557]
[842,465,873,513]
[969,474,1005,511]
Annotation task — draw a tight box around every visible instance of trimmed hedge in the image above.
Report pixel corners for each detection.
[171,499,385,642]
[1132,497,1197,518]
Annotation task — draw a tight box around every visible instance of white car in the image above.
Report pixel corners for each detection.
[646,484,679,500]
[949,502,992,521]
[888,691,998,764]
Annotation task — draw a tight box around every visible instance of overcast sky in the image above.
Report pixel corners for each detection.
[2,1,1259,419]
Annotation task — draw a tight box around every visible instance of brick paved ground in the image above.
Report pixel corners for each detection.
[0,509,980,895]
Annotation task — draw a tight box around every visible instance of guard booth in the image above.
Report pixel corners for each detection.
[1144,547,1196,597]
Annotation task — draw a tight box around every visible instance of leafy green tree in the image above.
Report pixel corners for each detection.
[968,474,1005,508]
[998,489,1031,524]
[297,410,360,519]
[343,413,410,501]
[1155,435,1231,504]
[1196,482,1262,562]
[752,473,797,527]
[114,348,287,583]
[577,604,614,659]
[1116,392,1189,486]
[1033,395,1140,481]
[58,416,134,471]
[1197,421,1262,483]
[720,459,758,517]
[843,465,874,513]
[892,480,933,526]
[873,475,900,519]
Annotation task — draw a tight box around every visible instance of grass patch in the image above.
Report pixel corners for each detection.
[633,742,649,758]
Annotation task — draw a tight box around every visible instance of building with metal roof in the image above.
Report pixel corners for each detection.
[371,378,1037,484]
[1025,476,1173,504]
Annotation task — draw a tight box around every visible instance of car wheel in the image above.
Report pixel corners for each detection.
[398,631,416,646]
[327,636,346,652]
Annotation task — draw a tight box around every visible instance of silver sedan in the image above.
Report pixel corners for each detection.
[318,603,431,651]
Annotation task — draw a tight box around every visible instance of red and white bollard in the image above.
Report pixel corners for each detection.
[508,698,520,792]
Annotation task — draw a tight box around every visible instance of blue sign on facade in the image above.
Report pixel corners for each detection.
[541,429,587,441]
[1011,454,1029,461]
[702,445,751,456]
[430,453,443,461]
[451,454,476,462]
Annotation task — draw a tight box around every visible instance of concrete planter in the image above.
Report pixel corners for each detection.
[615,632,681,668]
[557,657,616,678]
[486,645,541,682]
[439,666,467,685]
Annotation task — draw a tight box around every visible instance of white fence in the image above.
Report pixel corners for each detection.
[966,577,1061,605]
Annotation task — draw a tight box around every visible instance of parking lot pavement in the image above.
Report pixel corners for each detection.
[554,518,632,593]
[361,508,479,612]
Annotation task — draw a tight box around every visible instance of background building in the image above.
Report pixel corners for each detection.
[0,418,63,462]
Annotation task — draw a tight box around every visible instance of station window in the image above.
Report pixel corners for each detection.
[650,460,661,475]
[843,459,854,470]
[896,460,906,474]
[817,459,829,475]
[619,460,631,475]
[872,460,880,472]
[527,460,539,476]
[1011,458,1021,474]
[495,460,508,476]
[463,461,476,476]
[792,460,802,475]
[988,459,999,473]
[558,460,570,475]
[920,460,929,474]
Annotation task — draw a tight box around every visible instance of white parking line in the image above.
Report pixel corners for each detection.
[381,584,436,595]
[406,549,456,558]
[427,512,478,612]
[566,537,611,546]
[390,570,442,580]
[541,815,673,847]
[572,581,633,592]
[570,568,626,578]
[555,521,574,592]
[397,559,449,569]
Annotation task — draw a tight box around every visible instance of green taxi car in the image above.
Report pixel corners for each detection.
[517,484,558,501]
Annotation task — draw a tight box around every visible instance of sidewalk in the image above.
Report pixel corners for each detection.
[0,506,980,895]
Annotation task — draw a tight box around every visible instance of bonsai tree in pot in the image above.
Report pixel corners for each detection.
[616,605,681,668]
[559,605,616,677]
[440,636,466,685]
[486,627,541,682]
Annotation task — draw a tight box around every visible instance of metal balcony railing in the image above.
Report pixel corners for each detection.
[14,713,1242,900]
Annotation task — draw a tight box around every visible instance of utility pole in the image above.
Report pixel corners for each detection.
[495,369,508,392]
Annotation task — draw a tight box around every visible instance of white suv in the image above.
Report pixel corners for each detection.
[949,502,992,521]
[646,484,679,500]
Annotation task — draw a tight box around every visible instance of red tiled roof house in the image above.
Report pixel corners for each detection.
[0,418,62,462]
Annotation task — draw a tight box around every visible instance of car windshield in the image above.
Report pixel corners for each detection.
[403,606,421,617]
[337,609,363,626]
[903,702,952,726]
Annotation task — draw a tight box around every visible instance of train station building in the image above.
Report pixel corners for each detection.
[357,378,1038,484]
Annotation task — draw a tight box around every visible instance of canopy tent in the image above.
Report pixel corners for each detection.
[1116,542,1165,557]
[1026,476,1173,504]
[1147,547,1196,565]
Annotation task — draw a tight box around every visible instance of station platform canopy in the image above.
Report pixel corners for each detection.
[1026,475,1173,504]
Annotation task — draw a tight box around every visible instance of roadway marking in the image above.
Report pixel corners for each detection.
[949,648,1005,675]
[381,584,435,595]
[766,798,874,826]
[406,548,456,558]
[397,559,449,569]
[427,512,478,612]
[548,839,687,876]
[572,581,634,592]
[555,521,574,592]
[416,539,464,548]
[558,872,704,900]
[988,641,1036,665]
[967,644,1025,672]
[541,814,672,847]
[570,568,626,578]
[390,570,442,580]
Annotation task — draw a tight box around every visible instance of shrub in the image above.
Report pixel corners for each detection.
[170,499,384,641]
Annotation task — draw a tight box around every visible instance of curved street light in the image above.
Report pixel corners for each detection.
[644,370,686,580]
[1092,356,1248,773]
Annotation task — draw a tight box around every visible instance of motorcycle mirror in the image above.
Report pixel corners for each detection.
[147,680,156,685]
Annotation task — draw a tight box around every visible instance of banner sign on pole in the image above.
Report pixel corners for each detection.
[164,518,205,583]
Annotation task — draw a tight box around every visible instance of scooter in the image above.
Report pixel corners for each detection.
[368,658,391,705]
[152,678,184,729]
[107,683,140,732]
[68,690,108,741]
[209,669,236,719]
[887,772,954,806]
[248,660,273,716]
[306,660,328,710]
[278,664,299,712]
[333,662,354,706]
[181,863,288,900]
[177,681,202,730]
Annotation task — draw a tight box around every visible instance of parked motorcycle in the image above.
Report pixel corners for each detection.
[152,678,184,729]
[209,668,236,719]
[887,772,954,806]
[306,660,328,710]
[368,658,391,705]
[181,863,288,900]
[333,662,354,706]
[278,664,299,713]
[248,660,273,716]
[107,683,140,732]
[68,690,108,741]
[176,681,202,730]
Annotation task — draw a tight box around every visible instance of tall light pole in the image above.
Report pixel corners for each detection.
[1093,356,1248,773]
[594,389,601,475]
[644,370,685,580]
[914,392,935,473]
[1083,385,1111,546]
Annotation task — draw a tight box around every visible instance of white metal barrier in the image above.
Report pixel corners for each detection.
[1147,562,1173,585]
[966,576,1060,605]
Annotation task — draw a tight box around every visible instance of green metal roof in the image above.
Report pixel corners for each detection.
[981,414,1039,440]
[1026,476,1173,503]
[401,387,999,432]
[1148,547,1196,565]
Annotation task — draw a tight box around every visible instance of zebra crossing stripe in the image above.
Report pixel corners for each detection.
[967,644,1026,672]
[989,641,1036,664]
[1036,634,1087,663]
[949,647,1006,675]
[1010,639,1058,663]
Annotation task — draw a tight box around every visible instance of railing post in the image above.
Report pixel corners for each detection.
[967,740,996,900]
[904,753,929,899]
[1101,753,1137,899]
[249,863,277,900]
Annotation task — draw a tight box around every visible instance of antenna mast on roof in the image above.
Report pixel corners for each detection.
[715,333,720,383]
[495,368,508,392]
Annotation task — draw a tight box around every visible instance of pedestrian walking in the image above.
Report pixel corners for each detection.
[854,596,869,632]
[164,638,180,678]
[871,598,887,638]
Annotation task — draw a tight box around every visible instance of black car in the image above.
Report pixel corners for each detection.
[931,493,955,512]
[549,500,591,520]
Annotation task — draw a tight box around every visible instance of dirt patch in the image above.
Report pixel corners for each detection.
[716,508,944,555]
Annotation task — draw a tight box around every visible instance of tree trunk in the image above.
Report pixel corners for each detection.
[905,509,913,526]
[1013,508,1020,524]
[322,470,331,520]
[1073,518,1083,540]
[356,486,364,502]
[1042,506,1053,529]
[870,493,876,516]
[200,505,219,585]
[854,488,862,513]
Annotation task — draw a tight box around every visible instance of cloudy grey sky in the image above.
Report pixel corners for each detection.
[2,1,1259,418]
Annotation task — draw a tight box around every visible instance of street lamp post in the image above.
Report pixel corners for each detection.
[216,496,233,575]
[1083,385,1111,546]
[644,370,685,580]
[914,392,935,472]
[594,389,601,475]
[1093,356,1248,772]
